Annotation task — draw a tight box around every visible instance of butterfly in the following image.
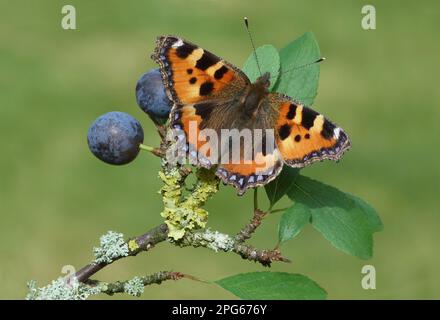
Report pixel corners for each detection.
[151,35,351,195]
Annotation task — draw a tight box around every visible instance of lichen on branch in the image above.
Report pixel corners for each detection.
[26,277,102,300]
[93,231,129,264]
[27,271,186,300]
[159,165,219,240]
[178,228,235,252]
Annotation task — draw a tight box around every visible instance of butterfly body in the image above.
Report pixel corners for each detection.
[152,36,351,195]
[241,72,271,118]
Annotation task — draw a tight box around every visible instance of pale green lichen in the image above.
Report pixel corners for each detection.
[93,231,129,264]
[128,239,139,252]
[123,276,145,297]
[181,229,235,252]
[159,167,219,241]
[26,277,103,300]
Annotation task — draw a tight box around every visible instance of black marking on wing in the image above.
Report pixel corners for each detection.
[194,102,214,120]
[287,103,297,120]
[176,43,196,59]
[214,65,228,80]
[321,119,336,140]
[195,52,218,70]
[278,124,291,140]
[301,107,319,130]
[199,81,214,96]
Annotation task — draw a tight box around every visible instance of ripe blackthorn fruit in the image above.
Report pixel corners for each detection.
[87,111,144,165]
[136,68,172,123]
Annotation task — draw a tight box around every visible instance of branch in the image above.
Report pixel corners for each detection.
[233,243,291,266]
[85,271,189,297]
[235,209,267,243]
[74,224,169,283]
[70,163,288,284]
[29,126,291,299]
[177,228,290,267]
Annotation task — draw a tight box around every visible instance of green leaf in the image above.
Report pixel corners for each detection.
[216,272,327,300]
[347,193,384,232]
[274,32,321,106]
[243,44,280,91]
[287,175,382,259]
[265,166,299,209]
[278,202,311,243]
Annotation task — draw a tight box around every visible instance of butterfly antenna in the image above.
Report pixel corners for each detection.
[244,17,262,76]
[273,57,326,80]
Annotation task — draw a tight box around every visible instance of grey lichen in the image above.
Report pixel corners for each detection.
[26,277,102,300]
[123,276,145,297]
[204,230,235,252]
[181,228,235,252]
[93,231,129,264]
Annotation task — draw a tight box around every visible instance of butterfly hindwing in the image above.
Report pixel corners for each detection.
[270,93,351,167]
[152,36,249,105]
[217,148,284,195]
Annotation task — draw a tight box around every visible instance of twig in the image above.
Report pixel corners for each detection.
[177,228,290,267]
[74,224,169,283]
[72,220,289,287]
[233,243,291,267]
[85,271,188,296]
[235,209,267,243]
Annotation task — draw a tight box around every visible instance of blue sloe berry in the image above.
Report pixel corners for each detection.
[87,111,144,165]
[135,68,172,122]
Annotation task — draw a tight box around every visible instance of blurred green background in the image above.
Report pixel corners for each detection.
[1,0,439,299]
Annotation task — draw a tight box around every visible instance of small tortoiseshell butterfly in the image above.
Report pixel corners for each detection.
[152,35,351,195]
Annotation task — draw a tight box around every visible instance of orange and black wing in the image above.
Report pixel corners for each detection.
[270,93,351,167]
[216,147,284,196]
[152,36,250,169]
[152,35,249,105]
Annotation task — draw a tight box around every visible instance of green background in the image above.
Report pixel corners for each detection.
[1,0,439,299]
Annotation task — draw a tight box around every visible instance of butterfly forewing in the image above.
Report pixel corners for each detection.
[152,36,249,105]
